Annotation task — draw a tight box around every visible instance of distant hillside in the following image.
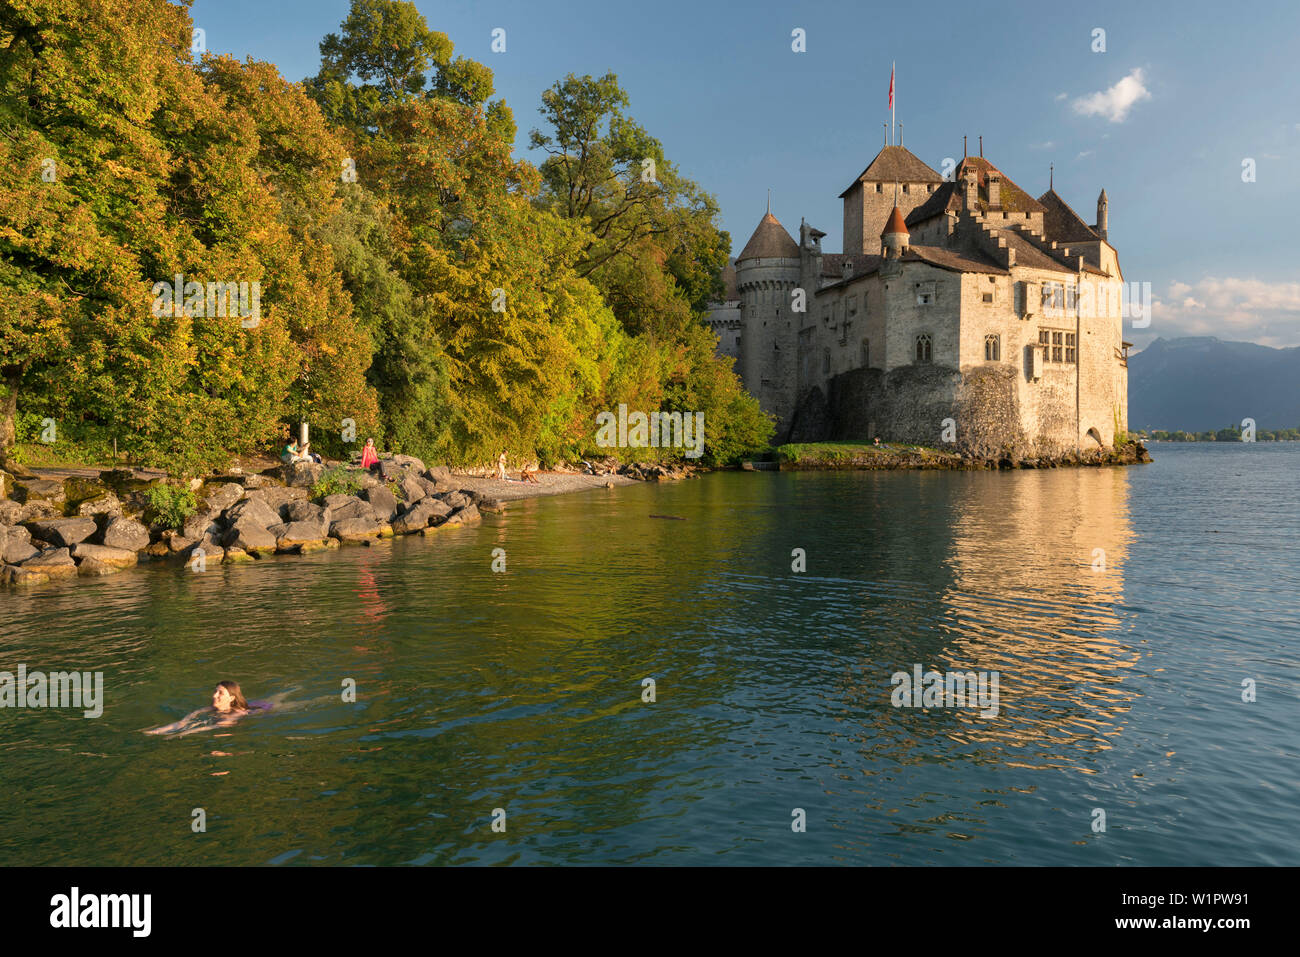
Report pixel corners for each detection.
[1128,337,1300,431]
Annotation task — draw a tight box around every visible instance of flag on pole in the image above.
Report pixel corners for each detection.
[888,64,894,111]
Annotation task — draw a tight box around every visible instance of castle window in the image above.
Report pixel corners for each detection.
[982,292,993,303]
[902,184,909,194]
[915,334,932,363]
[848,295,858,316]
[1066,285,1077,310]
[985,334,1000,361]
[861,339,870,367]
[1052,330,1063,362]
[822,305,829,324]
[876,184,883,193]
[916,281,936,306]
[840,320,852,346]
[1065,332,1077,363]
[823,349,831,374]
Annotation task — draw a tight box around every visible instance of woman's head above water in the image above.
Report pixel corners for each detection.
[212,680,249,713]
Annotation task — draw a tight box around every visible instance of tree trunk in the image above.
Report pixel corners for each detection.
[0,370,19,468]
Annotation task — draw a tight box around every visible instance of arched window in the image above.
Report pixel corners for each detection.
[985,334,1000,361]
[860,339,870,368]
[915,334,932,363]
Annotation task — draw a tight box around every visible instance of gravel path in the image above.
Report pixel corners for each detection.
[447,471,639,501]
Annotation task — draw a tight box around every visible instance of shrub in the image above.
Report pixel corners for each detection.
[144,485,198,530]
[311,465,364,501]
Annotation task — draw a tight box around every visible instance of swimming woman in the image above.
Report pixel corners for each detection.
[145,681,268,736]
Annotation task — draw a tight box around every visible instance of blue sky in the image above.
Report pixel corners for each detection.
[188,0,1300,348]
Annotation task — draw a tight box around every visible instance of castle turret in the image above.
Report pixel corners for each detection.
[1096,188,1108,240]
[735,209,801,440]
[881,205,909,258]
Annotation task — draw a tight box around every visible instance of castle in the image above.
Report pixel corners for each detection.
[706,143,1130,456]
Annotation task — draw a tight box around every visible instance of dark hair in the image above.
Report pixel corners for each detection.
[217,680,249,710]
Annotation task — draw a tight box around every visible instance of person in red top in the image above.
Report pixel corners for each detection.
[360,437,380,472]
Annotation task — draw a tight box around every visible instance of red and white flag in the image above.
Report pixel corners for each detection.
[888,64,894,110]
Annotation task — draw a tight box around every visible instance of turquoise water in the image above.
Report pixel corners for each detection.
[1,443,1297,865]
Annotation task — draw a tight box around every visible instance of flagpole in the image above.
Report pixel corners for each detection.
[891,60,896,146]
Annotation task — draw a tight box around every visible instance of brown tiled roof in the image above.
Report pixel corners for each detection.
[956,157,1045,215]
[736,212,799,261]
[820,253,881,279]
[902,244,1008,275]
[905,181,960,226]
[882,205,909,236]
[839,146,944,197]
[1037,189,1099,243]
[992,229,1071,273]
[721,261,738,299]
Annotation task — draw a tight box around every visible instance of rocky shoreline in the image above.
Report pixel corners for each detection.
[0,457,487,588]
[772,440,1154,471]
[0,454,702,589]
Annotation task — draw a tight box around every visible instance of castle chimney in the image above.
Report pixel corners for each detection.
[1097,188,1109,240]
[988,172,1001,209]
[881,205,910,258]
[962,165,978,211]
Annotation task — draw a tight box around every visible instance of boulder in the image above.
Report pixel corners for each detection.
[423,466,452,485]
[226,497,282,530]
[13,478,66,505]
[437,490,474,511]
[182,510,221,541]
[144,542,171,559]
[240,473,280,490]
[298,538,338,554]
[478,498,507,514]
[1,525,39,565]
[0,500,23,525]
[17,501,59,523]
[443,503,482,527]
[75,491,123,518]
[330,517,384,543]
[377,459,408,481]
[200,482,244,514]
[222,547,255,563]
[324,495,376,523]
[361,486,399,522]
[390,453,426,472]
[223,523,277,555]
[244,485,309,515]
[281,460,325,488]
[276,519,331,551]
[165,534,198,555]
[284,500,331,524]
[391,499,443,535]
[22,547,79,578]
[0,467,13,500]
[2,564,51,586]
[24,517,98,548]
[399,476,426,505]
[100,516,151,552]
[72,543,139,570]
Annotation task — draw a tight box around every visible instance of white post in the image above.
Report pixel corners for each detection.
[299,422,309,446]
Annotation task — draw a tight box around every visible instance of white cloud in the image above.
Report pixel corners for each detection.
[1151,277,1300,347]
[1055,92,1068,102]
[1076,150,1095,160]
[1071,68,1151,123]
[1029,140,1055,150]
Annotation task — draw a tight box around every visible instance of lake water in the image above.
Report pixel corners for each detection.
[2,443,1297,865]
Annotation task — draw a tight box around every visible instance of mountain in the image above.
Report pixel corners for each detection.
[1128,337,1300,431]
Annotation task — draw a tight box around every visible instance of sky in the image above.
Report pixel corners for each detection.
[187,0,1300,350]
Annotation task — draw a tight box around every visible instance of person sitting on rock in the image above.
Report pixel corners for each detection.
[301,441,322,464]
[282,440,303,464]
[521,463,541,484]
[360,438,380,472]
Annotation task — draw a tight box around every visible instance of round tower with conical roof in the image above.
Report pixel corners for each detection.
[735,208,802,440]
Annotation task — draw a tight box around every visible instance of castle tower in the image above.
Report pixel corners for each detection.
[881,205,910,258]
[1096,188,1109,240]
[735,209,801,440]
[839,146,944,255]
